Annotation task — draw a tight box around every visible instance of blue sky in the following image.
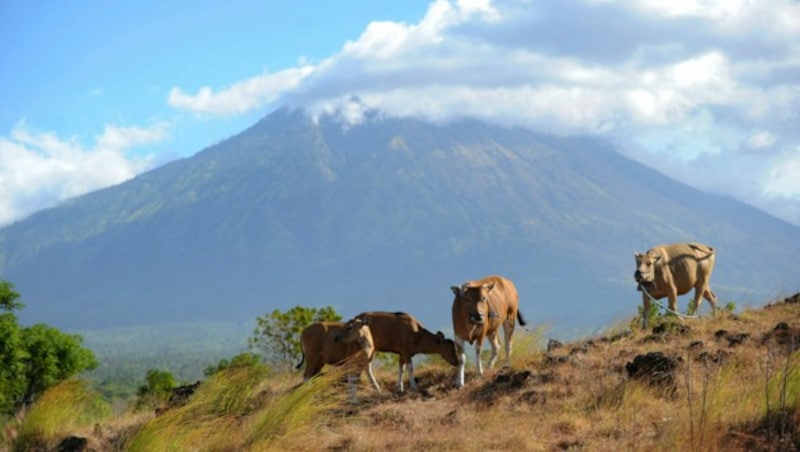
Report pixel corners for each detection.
[2,0,799,227]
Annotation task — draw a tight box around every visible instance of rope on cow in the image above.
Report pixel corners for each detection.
[639,284,699,322]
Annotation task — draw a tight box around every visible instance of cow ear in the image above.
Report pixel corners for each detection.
[653,253,663,263]
[451,286,461,296]
[436,331,445,343]
[634,252,642,258]
[484,282,496,293]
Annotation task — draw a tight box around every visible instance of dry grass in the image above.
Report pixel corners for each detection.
[10,379,111,451]
[7,294,800,451]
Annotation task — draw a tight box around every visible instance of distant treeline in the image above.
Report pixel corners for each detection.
[77,322,251,399]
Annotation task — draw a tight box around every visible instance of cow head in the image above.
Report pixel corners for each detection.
[452,282,496,325]
[435,331,462,366]
[634,250,662,290]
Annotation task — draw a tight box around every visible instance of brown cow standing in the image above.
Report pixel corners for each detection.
[451,275,526,388]
[634,242,718,329]
[341,311,461,392]
[295,321,381,394]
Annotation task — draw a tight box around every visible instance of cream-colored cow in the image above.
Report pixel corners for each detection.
[634,242,718,328]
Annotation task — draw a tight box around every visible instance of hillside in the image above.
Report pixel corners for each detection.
[7,293,800,451]
[1,108,799,332]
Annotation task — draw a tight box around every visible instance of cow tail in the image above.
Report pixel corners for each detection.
[689,243,714,256]
[295,351,305,370]
[517,310,527,327]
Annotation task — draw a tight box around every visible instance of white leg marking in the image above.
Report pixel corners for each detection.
[456,336,466,388]
[366,361,381,391]
[397,363,405,392]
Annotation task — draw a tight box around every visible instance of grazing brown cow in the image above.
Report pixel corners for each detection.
[340,311,461,392]
[296,321,381,398]
[451,275,526,388]
[634,242,718,329]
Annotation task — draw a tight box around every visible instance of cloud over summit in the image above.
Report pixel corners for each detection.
[163,0,800,225]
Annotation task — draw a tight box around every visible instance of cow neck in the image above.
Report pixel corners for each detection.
[486,296,499,319]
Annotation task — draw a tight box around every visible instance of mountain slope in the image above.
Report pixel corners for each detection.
[1,108,798,330]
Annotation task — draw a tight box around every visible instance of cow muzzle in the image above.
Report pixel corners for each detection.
[469,312,484,325]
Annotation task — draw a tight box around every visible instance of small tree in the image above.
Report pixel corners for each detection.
[0,312,27,415]
[0,279,98,415]
[20,324,99,406]
[134,369,177,411]
[249,306,342,370]
[0,280,23,312]
[204,352,265,377]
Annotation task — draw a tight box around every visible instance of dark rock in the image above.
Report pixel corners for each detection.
[783,293,800,304]
[726,333,749,347]
[625,352,681,392]
[547,339,564,352]
[56,436,88,452]
[696,349,731,365]
[688,340,704,350]
[761,322,800,353]
[544,354,569,365]
[157,380,202,415]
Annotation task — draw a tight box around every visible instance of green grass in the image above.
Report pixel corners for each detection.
[125,361,344,451]
[14,379,110,451]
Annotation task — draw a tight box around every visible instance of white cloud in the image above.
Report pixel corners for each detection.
[0,122,167,226]
[167,66,314,116]
[764,151,800,198]
[748,130,776,149]
[165,0,800,224]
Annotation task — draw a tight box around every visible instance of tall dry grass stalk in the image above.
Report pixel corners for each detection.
[126,361,344,452]
[14,379,110,450]
[511,324,547,366]
[125,363,269,451]
[247,367,343,449]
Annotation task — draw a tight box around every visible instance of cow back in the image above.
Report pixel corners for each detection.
[352,311,421,355]
[301,321,362,365]
[651,243,716,297]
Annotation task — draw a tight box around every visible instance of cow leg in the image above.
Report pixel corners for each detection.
[305,358,324,382]
[704,288,718,316]
[689,283,706,315]
[455,336,467,388]
[366,361,381,392]
[667,286,679,313]
[397,361,406,392]
[486,334,501,369]
[502,320,515,368]
[475,340,485,375]
[641,293,652,329]
[407,358,418,391]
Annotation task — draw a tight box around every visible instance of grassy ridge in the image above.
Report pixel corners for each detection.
[5,295,800,451]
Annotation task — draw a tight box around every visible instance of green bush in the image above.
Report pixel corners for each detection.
[134,369,177,411]
[0,280,97,416]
